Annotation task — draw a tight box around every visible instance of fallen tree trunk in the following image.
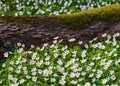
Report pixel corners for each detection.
[1,5,120,58]
[0,16,120,59]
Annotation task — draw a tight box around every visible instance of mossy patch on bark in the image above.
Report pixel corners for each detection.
[58,4,120,29]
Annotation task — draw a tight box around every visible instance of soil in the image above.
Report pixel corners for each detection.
[0,16,120,58]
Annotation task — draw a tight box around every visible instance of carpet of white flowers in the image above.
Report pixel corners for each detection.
[0,0,119,16]
[1,33,120,86]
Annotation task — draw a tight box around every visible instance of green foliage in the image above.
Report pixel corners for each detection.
[58,4,120,29]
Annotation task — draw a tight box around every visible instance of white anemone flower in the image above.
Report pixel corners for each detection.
[19,79,25,84]
[78,78,83,82]
[59,78,66,85]
[100,59,106,65]
[32,77,37,82]
[70,80,77,84]
[31,45,35,48]
[89,73,94,78]
[31,68,37,72]
[10,61,14,65]
[111,75,116,80]
[45,61,50,65]
[38,69,42,74]
[113,32,120,37]
[110,70,114,75]
[102,78,108,85]
[0,80,2,84]
[9,67,13,71]
[57,59,63,65]
[53,40,58,44]
[12,78,18,83]
[26,75,31,79]
[2,63,6,68]
[17,48,23,53]
[86,66,92,71]
[89,62,95,66]
[84,82,91,86]
[81,50,87,58]
[69,72,76,78]
[16,69,21,74]
[32,71,37,76]
[78,41,83,44]
[23,66,27,71]
[43,69,49,76]
[92,78,96,83]
[17,42,22,47]
[8,75,13,80]
[68,38,76,42]
[4,52,9,58]
[50,78,56,82]
[36,61,42,66]
[102,33,107,37]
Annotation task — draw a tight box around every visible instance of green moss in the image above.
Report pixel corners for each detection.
[58,4,120,29]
